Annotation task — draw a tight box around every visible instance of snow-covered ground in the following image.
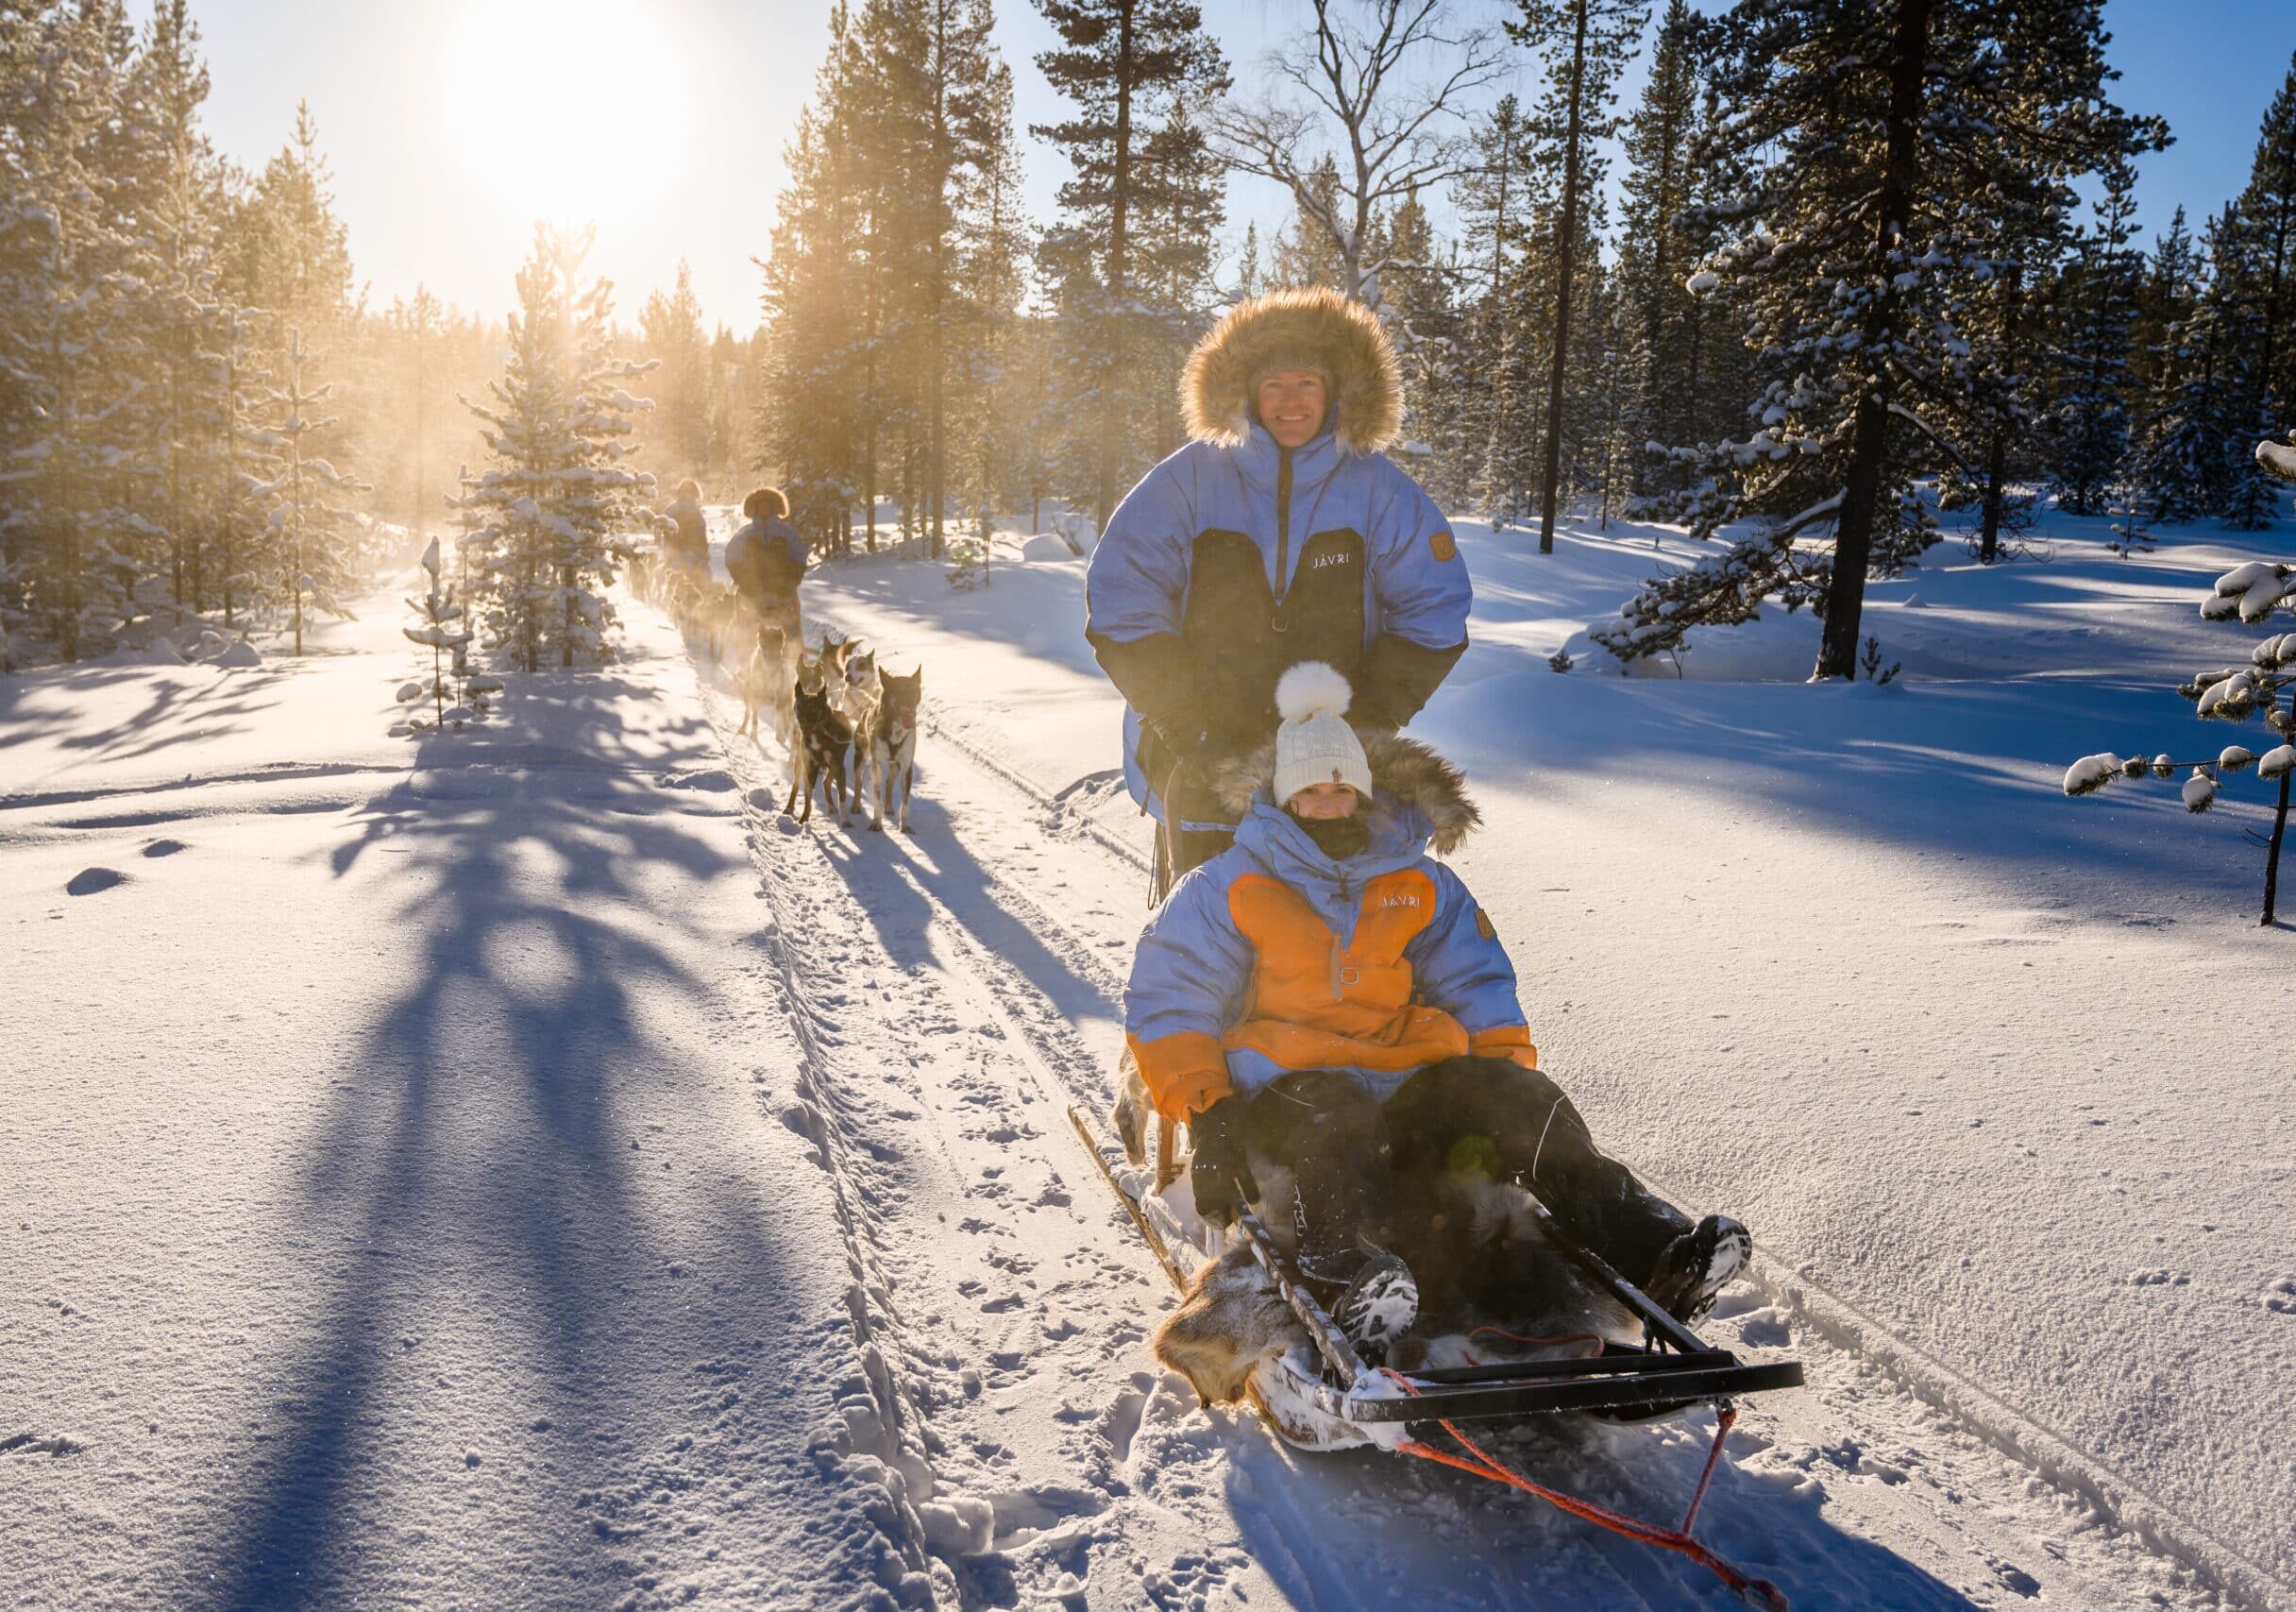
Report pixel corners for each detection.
[3,505,2290,1610]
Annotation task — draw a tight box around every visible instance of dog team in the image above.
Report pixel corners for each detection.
[631,482,922,834]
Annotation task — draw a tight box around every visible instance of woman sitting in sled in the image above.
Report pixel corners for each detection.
[1123,662,1749,1396]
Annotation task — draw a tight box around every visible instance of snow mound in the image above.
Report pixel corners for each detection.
[211,638,262,669]
[917,1494,994,1556]
[66,867,125,896]
[658,767,737,792]
[1020,534,1075,563]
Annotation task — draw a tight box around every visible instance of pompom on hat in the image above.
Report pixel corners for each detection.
[1273,662,1373,806]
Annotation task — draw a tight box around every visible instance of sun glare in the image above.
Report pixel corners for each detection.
[447,0,684,227]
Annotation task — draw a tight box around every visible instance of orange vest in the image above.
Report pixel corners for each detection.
[1219,868,1472,1075]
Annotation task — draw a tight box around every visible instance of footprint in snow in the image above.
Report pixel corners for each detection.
[2265,1279,2296,1315]
[65,868,124,896]
[143,839,188,858]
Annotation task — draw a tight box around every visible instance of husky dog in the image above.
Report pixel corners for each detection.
[735,620,797,747]
[834,643,879,727]
[784,654,853,823]
[860,666,921,832]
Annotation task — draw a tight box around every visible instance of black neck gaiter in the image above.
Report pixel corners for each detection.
[1292,810,1372,861]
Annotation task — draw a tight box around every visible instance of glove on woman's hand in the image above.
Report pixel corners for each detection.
[1188,1094,1259,1230]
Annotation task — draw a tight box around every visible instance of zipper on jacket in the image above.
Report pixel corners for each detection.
[1274,444,1294,606]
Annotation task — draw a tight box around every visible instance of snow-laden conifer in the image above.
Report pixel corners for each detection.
[251,328,368,654]
[458,225,654,672]
[2068,465,2296,924]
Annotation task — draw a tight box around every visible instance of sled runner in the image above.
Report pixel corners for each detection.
[1067,1103,1803,1450]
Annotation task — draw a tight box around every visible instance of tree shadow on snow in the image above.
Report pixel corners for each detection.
[191,678,840,1609]
[808,789,1126,1063]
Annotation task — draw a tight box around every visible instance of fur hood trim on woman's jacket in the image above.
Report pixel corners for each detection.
[1180,286,1404,456]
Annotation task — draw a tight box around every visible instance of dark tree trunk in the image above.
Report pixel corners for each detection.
[1536,0,1591,556]
[2265,765,2290,925]
[1980,270,2023,565]
[1815,0,1931,680]
[1093,0,1139,536]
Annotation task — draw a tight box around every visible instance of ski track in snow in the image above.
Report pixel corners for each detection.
[673,590,2256,1612]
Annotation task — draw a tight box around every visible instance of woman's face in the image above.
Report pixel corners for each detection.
[1256,369,1328,450]
[1287,780,1359,820]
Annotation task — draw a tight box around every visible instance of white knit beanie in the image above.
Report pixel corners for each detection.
[1273,662,1373,806]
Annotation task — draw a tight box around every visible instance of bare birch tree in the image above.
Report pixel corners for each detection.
[1207,0,1505,310]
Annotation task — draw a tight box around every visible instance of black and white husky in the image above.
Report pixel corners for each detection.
[859,667,921,833]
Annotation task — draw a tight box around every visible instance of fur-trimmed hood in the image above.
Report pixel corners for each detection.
[1216,729,1480,855]
[1181,287,1404,457]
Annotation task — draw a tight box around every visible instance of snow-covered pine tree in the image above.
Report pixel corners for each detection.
[1451,95,1541,523]
[759,10,872,551]
[459,225,654,673]
[2127,209,2216,525]
[0,5,151,662]
[399,535,474,728]
[2046,159,2143,518]
[955,54,1034,539]
[1509,0,1647,553]
[638,262,712,484]
[2237,53,2296,430]
[2213,58,2296,530]
[254,327,369,655]
[1034,0,1228,531]
[125,0,231,619]
[1597,0,2163,677]
[1613,1,1720,514]
[2066,463,2296,924]
[212,303,279,632]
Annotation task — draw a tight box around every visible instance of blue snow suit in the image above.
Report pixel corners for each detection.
[1123,738,1533,1122]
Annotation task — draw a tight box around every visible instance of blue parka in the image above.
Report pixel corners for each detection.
[1083,288,1473,823]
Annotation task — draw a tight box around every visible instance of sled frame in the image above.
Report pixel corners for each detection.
[1072,1104,1803,1429]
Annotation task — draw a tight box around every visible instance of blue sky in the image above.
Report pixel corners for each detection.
[173,0,2295,329]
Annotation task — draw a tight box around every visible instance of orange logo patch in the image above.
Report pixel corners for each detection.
[1429,529,1458,562]
[1475,908,1496,942]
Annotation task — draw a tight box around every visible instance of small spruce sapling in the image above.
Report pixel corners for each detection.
[946,512,992,593]
[397,537,501,730]
[2067,435,2296,923]
[1860,636,1899,685]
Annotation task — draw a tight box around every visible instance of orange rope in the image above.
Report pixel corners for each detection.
[1381,1369,1787,1611]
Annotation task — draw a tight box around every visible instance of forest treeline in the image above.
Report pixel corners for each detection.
[4,0,2294,674]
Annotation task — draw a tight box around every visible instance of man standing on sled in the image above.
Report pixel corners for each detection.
[1085,287,1473,894]
[1124,663,1750,1373]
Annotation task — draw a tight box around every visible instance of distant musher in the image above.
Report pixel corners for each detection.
[660,478,710,578]
[1085,287,1474,895]
[726,485,810,647]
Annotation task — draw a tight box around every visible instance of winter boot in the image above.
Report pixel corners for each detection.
[1645,1214,1752,1326]
[1303,1246,1419,1368]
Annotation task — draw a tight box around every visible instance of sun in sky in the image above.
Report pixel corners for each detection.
[447,0,686,227]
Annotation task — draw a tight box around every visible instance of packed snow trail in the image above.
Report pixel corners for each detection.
[680,584,2240,1611]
